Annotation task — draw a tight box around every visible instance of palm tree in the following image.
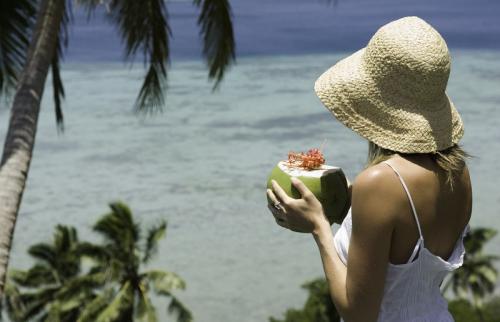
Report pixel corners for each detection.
[0,0,235,300]
[441,227,499,322]
[3,225,98,321]
[76,201,192,322]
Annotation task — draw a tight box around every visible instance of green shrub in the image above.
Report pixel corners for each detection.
[269,278,340,322]
[449,297,500,322]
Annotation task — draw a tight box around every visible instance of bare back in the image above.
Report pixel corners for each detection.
[378,154,472,265]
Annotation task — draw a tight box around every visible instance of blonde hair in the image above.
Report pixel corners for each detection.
[366,141,470,190]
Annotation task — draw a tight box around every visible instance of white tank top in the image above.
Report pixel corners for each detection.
[333,161,469,322]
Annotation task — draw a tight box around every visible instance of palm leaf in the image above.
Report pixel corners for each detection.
[0,0,36,96]
[143,220,166,263]
[95,281,134,322]
[53,225,79,253]
[94,202,140,247]
[464,228,498,254]
[8,265,57,287]
[45,301,62,322]
[145,270,186,294]
[52,225,82,280]
[136,280,157,322]
[93,202,141,271]
[108,0,171,114]
[447,227,499,304]
[51,0,71,132]
[3,282,25,322]
[77,241,111,262]
[27,243,57,270]
[194,0,236,90]
[77,289,114,322]
[51,54,65,132]
[55,272,106,300]
[166,294,193,322]
[14,286,60,321]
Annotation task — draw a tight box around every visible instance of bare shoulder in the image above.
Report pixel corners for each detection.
[351,163,403,226]
[353,163,394,189]
[461,163,472,190]
[459,162,473,215]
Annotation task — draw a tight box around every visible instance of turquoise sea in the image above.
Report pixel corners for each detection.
[1,49,500,321]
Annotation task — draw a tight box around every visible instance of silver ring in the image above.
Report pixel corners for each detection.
[273,202,281,210]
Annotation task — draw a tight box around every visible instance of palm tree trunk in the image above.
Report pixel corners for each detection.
[0,0,64,300]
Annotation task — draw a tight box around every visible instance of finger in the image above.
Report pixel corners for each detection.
[266,189,279,206]
[271,180,293,205]
[268,204,288,229]
[290,177,313,199]
[268,204,285,220]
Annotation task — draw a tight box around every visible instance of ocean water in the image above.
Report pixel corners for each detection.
[66,0,500,61]
[1,49,500,321]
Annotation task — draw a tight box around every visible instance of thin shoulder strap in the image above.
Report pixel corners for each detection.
[383,161,424,242]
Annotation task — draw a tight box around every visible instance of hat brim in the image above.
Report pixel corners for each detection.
[314,48,464,153]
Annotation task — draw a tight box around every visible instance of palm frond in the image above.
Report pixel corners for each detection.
[0,0,36,96]
[27,243,57,268]
[464,228,498,254]
[136,280,157,322]
[167,294,193,322]
[145,270,186,294]
[51,0,71,132]
[93,201,140,254]
[143,220,166,263]
[53,225,79,254]
[45,301,62,322]
[42,298,82,322]
[13,286,60,321]
[3,282,25,322]
[55,296,86,316]
[77,289,114,322]
[194,0,235,90]
[95,281,134,322]
[55,272,106,300]
[108,0,171,114]
[8,265,57,287]
[51,45,65,133]
[77,241,110,262]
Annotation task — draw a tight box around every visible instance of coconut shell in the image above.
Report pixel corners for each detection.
[267,161,350,225]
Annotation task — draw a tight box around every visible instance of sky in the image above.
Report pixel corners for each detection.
[65,0,500,62]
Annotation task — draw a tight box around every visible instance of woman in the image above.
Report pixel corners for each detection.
[266,16,472,322]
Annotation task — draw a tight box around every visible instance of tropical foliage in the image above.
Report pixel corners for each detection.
[448,297,500,322]
[269,278,340,322]
[442,227,499,321]
[3,202,191,322]
[0,0,35,97]
[0,0,235,301]
[3,225,95,321]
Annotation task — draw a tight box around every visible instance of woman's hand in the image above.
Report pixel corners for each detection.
[266,177,330,233]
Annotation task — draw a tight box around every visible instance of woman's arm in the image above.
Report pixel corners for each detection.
[314,168,396,322]
[268,167,397,322]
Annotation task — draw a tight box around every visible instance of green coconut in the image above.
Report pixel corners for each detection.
[267,161,350,225]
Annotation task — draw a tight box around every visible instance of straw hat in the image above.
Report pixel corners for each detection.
[314,16,464,153]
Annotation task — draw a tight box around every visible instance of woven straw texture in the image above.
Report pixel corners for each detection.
[314,16,464,153]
